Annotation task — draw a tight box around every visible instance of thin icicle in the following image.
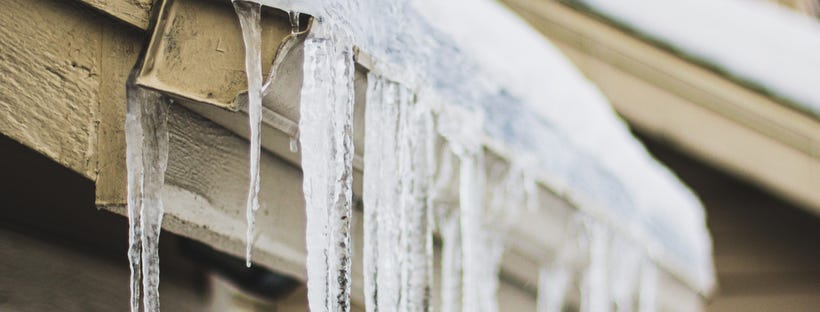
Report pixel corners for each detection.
[232,0,264,268]
[537,264,571,312]
[457,150,486,312]
[582,221,610,312]
[300,29,355,312]
[610,238,642,312]
[638,259,659,312]
[439,206,463,312]
[126,74,170,312]
[433,148,462,312]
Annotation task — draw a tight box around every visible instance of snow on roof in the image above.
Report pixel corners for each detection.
[257,0,716,292]
[574,0,820,118]
[412,0,714,292]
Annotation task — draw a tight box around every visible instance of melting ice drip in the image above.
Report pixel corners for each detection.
[125,77,170,312]
[363,74,435,312]
[300,28,356,312]
[231,0,264,268]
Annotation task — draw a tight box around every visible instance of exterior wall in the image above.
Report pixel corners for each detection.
[640,136,820,312]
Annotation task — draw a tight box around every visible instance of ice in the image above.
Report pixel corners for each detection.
[232,0,264,268]
[537,264,571,312]
[438,206,462,312]
[289,137,298,153]
[363,74,434,312]
[299,25,355,311]
[126,75,170,312]
[609,237,642,312]
[457,150,486,312]
[638,260,659,312]
[582,221,610,312]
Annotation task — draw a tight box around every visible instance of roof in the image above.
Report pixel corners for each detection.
[572,0,820,118]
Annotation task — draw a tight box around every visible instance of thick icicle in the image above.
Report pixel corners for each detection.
[300,29,355,312]
[126,75,170,312]
[363,74,434,312]
[439,206,463,312]
[232,0,264,268]
[537,264,571,312]
[125,78,145,312]
[398,85,435,312]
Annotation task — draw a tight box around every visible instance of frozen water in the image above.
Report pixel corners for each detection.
[638,259,659,312]
[537,264,571,312]
[610,237,642,312]
[299,25,355,311]
[438,206,462,312]
[126,75,170,312]
[582,221,610,312]
[232,0,264,268]
[363,74,434,312]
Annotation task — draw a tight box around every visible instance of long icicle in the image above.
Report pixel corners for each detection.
[439,206,463,312]
[232,0,264,268]
[300,30,355,312]
[582,221,610,312]
[399,87,434,312]
[458,150,486,312]
[126,72,170,312]
[125,75,145,312]
[363,74,385,312]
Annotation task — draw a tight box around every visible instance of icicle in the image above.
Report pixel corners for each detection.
[537,264,571,312]
[638,259,659,312]
[289,137,299,153]
[582,221,610,312]
[300,29,355,312]
[363,74,398,312]
[398,87,434,312]
[433,147,462,312]
[364,74,434,312]
[457,150,486,312]
[126,74,170,312]
[439,206,463,312]
[125,78,145,312]
[609,238,641,312]
[232,0,263,268]
[289,11,301,34]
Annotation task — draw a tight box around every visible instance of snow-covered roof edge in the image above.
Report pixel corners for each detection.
[570,0,820,119]
[250,0,716,294]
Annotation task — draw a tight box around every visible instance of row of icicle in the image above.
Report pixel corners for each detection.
[123,2,661,311]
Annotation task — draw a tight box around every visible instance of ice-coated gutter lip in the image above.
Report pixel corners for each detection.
[565,0,820,120]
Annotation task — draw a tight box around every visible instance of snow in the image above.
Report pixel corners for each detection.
[125,78,170,312]
[576,0,820,117]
